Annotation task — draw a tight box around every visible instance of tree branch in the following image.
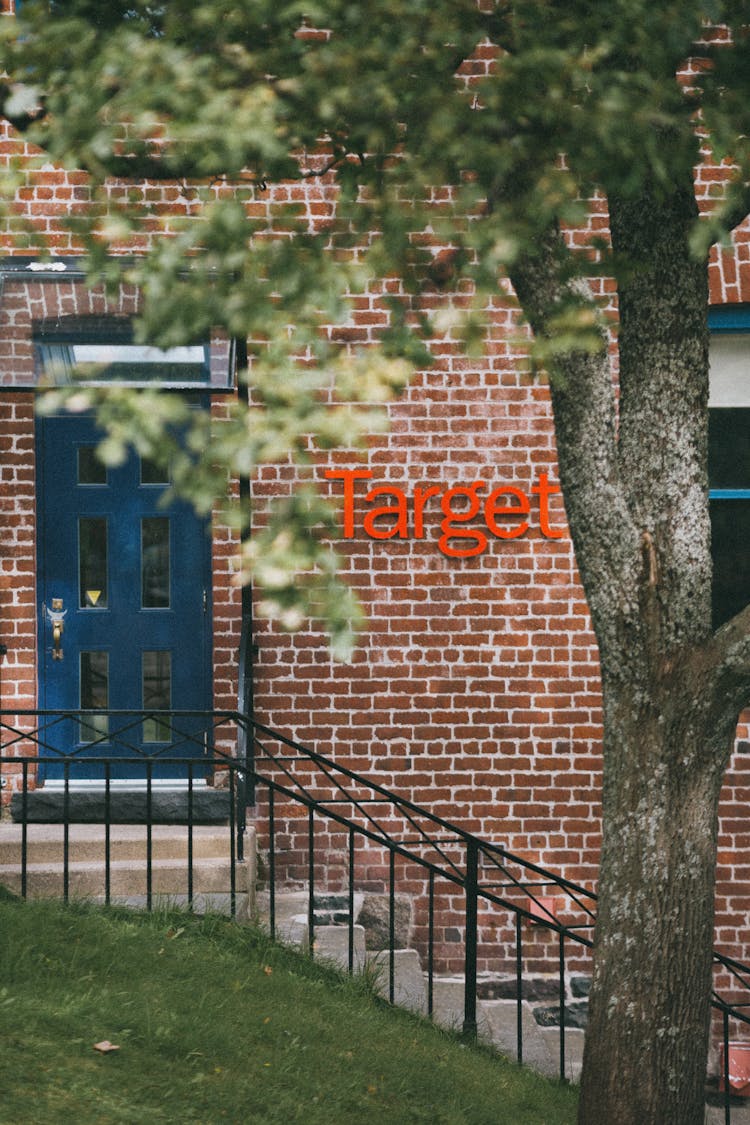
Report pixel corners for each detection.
[704,602,750,724]
[717,181,750,237]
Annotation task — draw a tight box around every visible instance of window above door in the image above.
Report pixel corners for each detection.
[0,257,234,391]
[34,316,211,387]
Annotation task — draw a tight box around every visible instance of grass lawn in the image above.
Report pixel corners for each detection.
[0,889,578,1124]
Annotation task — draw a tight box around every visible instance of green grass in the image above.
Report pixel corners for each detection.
[0,889,578,1124]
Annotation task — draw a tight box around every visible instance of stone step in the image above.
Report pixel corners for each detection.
[705,1099,750,1124]
[0,823,256,918]
[0,856,250,898]
[0,823,243,865]
[10,787,232,824]
[368,948,427,1014]
[253,890,581,1082]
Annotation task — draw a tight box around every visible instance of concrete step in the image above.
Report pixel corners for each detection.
[0,823,241,864]
[0,823,256,918]
[0,856,249,898]
[10,788,232,824]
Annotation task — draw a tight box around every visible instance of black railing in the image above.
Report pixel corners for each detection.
[0,709,250,914]
[712,953,750,1122]
[1,709,750,1117]
[249,719,596,1055]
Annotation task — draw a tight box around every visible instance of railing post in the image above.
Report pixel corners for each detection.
[104,761,111,906]
[268,785,276,940]
[389,847,396,1004]
[516,911,523,1065]
[21,759,28,900]
[63,758,70,904]
[723,1007,731,1125]
[146,759,153,911]
[235,743,246,864]
[463,838,479,1038]
[348,826,355,975]
[187,764,194,907]
[427,869,435,1019]
[559,930,566,1082]
[228,766,237,919]
[308,805,315,955]
[236,712,252,837]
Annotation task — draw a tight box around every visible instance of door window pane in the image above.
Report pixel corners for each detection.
[143,651,171,742]
[80,651,109,741]
[142,517,170,608]
[140,456,170,485]
[77,446,107,485]
[79,518,108,608]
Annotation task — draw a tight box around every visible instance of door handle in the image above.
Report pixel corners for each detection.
[45,598,67,661]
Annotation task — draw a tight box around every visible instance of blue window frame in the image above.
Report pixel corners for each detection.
[709,305,750,626]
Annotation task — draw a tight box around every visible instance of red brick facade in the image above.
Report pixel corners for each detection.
[1,1,750,974]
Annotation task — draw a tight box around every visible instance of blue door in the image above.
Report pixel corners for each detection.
[36,413,213,780]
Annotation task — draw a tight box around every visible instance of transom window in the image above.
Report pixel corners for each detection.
[34,316,211,387]
[0,257,233,391]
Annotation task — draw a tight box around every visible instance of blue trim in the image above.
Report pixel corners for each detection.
[709,305,750,333]
[709,490,750,500]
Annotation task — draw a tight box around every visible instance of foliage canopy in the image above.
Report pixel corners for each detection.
[0,1,748,656]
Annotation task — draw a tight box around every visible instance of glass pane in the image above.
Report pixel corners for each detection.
[711,500,750,626]
[64,342,210,383]
[36,329,210,385]
[143,651,171,742]
[80,651,109,741]
[77,445,107,485]
[709,333,750,407]
[140,456,170,485]
[142,517,170,608]
[79,518,108,608]
[709,409,750,490]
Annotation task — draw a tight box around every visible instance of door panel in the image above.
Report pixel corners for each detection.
[36,413,212,781]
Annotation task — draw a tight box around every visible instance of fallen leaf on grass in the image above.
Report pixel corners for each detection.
[93,1040,120,1054]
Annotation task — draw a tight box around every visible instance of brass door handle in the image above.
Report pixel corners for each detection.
[45,598,67,661]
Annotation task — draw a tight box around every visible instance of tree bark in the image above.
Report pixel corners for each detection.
[510,171,750,1123]
[578,675,731,1124]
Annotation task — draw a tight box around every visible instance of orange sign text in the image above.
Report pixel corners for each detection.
[324,469,565,558]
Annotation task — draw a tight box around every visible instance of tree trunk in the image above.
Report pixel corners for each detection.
[577,674,730,1125]
[509,170,750,1124]
[572,179,728,1125]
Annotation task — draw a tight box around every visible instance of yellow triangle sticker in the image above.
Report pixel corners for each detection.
[86,590,102,607]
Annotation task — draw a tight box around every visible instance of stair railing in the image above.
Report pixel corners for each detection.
[1,708,750,1118]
